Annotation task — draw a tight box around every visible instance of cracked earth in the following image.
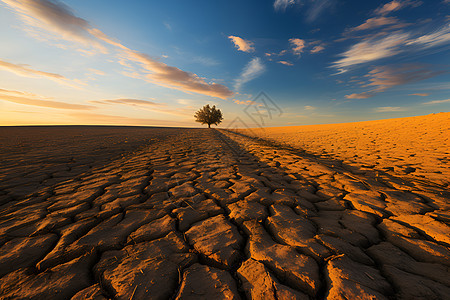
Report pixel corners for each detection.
[0,126,449,299]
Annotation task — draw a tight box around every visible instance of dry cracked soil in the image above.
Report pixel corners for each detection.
[0,126,449,299]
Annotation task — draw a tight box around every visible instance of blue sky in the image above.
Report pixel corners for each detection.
[0,0,449,127]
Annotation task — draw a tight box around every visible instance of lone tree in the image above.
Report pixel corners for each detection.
[194,104,223,128]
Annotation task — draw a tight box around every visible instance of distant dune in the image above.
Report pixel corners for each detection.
[237,112,450,186]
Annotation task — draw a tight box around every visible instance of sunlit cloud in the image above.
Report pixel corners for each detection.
[228,35,255,53]
[0,59,83,88]
[350,17,401,31]
[345,92,375,99]
[289,38,306,56]
[375,106,407,112]
[344,64,444,99]
[2,0,108,53]
[278,60,294,66]
[310,45,325,53]
[409,93,429,96]
[3,0,233,99]
[422,98,450,105]
[88,68,105,76]
[90,98,164,106]
[374,0,422,16]
[234,57,266,91]
[0,88,95,110]
[304,105,316,110]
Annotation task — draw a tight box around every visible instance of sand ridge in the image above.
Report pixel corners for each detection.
[0,124,449,299]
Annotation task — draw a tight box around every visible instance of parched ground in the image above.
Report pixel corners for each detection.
[0,125,449,299]
[239,112,450,187]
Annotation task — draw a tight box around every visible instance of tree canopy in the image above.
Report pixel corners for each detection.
[194,104,223,128]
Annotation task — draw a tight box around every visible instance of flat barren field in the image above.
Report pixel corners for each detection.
[0,123,449,299]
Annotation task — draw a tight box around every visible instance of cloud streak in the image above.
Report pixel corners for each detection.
[90,98,164,106]
[423,99,450,105]
[3,0,233,99]
[228,36,255,53]
[0,88,95,110]
[234,57,265,91]
[350,17,401,32]
[345,64,444,99]
[375,106,406,112]
[374,0,421,16]
[332,32,410,70]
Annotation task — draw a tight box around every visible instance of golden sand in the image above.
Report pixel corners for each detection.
[239,112,450,185]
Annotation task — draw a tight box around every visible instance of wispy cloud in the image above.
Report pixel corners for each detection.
[306,0,335,22]
[234,57,265,91]
[88,68,105,76]
[273,0,297,12]
[375,106,407,112]
[423,98,450,105]
[0,59,84,88]
[345,92,375,99]
[90,98,164,106]
[310,45,325,53]
[344,64,444,99]
[0,88,94,110]
[349,16,402,32]
[278,60,294,66]
[228,35,255,53]
[3,0,233,99]
[409,93,429,96]
[332,32,409,70]
[289,38,306,56]
[406,24,450,48]
[374,0,422,16]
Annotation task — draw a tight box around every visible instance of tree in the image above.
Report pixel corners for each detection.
[194,104,223,128]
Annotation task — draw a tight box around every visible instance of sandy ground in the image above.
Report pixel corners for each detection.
[239,112,450,187]
[0,125,449,299]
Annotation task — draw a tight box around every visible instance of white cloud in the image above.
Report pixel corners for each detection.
[423,99,450,105]
[375,106,406,112]
[406,24,450,48]
[274,0,297,11]
[234,57,266,91]
[228,35,255,53]
[289,38,306,56]
[332,32,410,70]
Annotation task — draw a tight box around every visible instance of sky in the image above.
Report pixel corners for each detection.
[0,0,449,127]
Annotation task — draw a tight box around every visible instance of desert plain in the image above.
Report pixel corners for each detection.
[0,113,449,299]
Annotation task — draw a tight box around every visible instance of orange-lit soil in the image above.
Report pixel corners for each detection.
[238,112,450,187]
[0,124,448,299]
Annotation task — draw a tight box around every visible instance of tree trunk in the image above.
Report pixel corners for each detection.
[208,124,211,128]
